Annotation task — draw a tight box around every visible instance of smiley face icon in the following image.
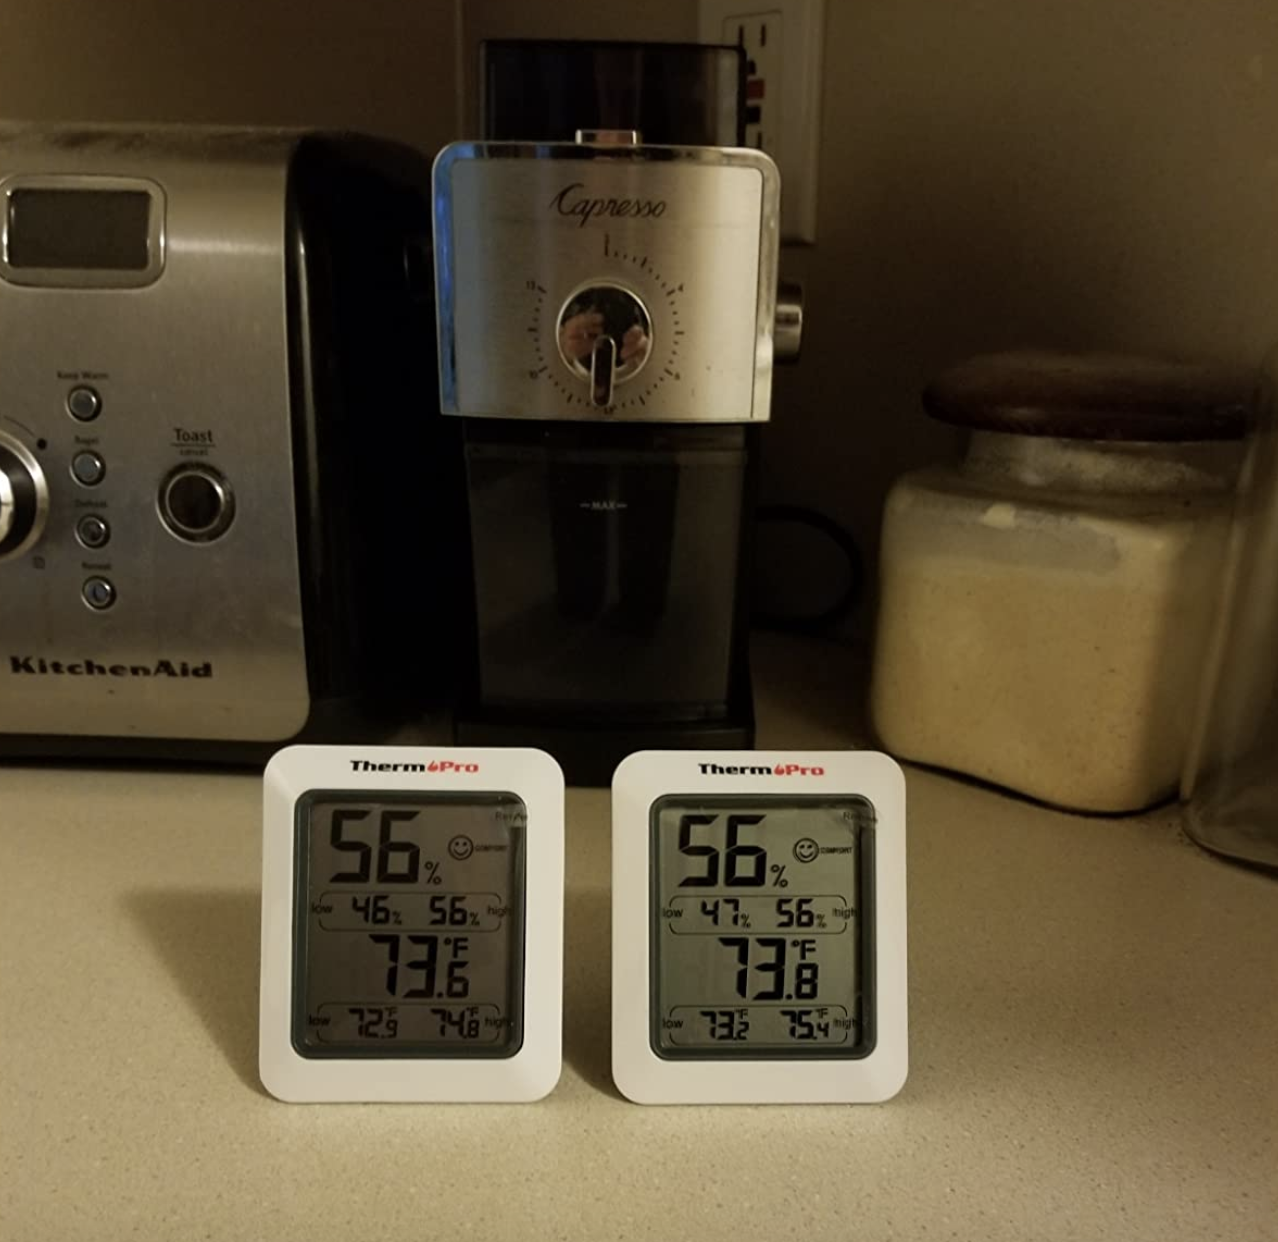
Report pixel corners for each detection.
[448,835,474,861]
[793,837,820,864]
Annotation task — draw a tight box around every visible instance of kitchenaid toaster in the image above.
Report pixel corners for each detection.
[0,125,458,760]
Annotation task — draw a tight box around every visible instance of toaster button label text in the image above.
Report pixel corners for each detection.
[172,427,215,445]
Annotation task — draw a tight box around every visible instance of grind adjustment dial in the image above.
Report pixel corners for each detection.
[555,283,652,407]
[0,433,49,561]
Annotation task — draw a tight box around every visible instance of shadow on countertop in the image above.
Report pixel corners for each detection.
[750,630,871,749]
[562,886,620,1100]
[125,884,623,1103]
[125,888,264,1096]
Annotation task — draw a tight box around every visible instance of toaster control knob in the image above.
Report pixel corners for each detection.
[0,433,49,561]
[158,464,235,543]
[556,284,652,407]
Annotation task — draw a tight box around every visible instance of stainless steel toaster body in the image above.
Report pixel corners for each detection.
[0,126,449,759]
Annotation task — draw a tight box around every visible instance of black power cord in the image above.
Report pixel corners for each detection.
[752,504,864,634]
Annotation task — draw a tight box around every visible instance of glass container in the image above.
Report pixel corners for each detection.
[871,351,1248,813]
[1182,353,1278,869]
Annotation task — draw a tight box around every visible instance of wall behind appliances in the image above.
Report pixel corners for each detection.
[462,0,1278,639]
[771,0,1278,636]
[0,0,460,153]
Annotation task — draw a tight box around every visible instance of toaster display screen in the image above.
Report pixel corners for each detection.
[292,791,527,1058]
[6,189,151,270]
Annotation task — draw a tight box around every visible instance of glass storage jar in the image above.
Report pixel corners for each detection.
[1182,351,1278,870]
[870,351,1248,814]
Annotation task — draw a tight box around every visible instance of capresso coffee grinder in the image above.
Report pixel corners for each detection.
[433,40,800,783]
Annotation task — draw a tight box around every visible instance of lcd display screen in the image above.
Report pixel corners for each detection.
[292,792,526,1059]
[650,795,875,1059]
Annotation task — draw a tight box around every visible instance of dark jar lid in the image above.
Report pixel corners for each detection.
[923,350,1251,442]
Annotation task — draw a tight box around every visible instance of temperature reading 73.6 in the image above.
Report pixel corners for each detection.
[369,933,471,999]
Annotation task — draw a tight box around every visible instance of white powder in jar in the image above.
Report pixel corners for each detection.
[870,482,1231,813]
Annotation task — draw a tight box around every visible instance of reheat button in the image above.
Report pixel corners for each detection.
[82,577,116,611]
[158,466,235,543]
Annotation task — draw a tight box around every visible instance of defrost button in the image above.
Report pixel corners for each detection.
[76,514,111,549]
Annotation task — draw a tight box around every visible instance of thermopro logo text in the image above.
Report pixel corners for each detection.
[349,758,480,774]
[698,762,826,777]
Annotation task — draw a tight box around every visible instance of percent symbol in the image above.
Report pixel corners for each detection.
[770,864,789,888]
[423,860,443,886]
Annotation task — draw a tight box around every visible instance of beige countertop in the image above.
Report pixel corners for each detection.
[1,634,1275,1241]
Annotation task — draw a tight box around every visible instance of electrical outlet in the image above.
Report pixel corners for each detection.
[698,0,825,243]
[733,11,784,153]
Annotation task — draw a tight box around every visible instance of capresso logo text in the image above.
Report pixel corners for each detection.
[551,182,667,227]
[349,758,480,773]
[9,656,212,678]
[698,762,826,777]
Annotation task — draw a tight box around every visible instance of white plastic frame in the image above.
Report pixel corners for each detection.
[260,745,564,1103]
[612,750,907,1104]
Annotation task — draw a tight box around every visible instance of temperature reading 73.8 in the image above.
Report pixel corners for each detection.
[716,937,820,1000]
